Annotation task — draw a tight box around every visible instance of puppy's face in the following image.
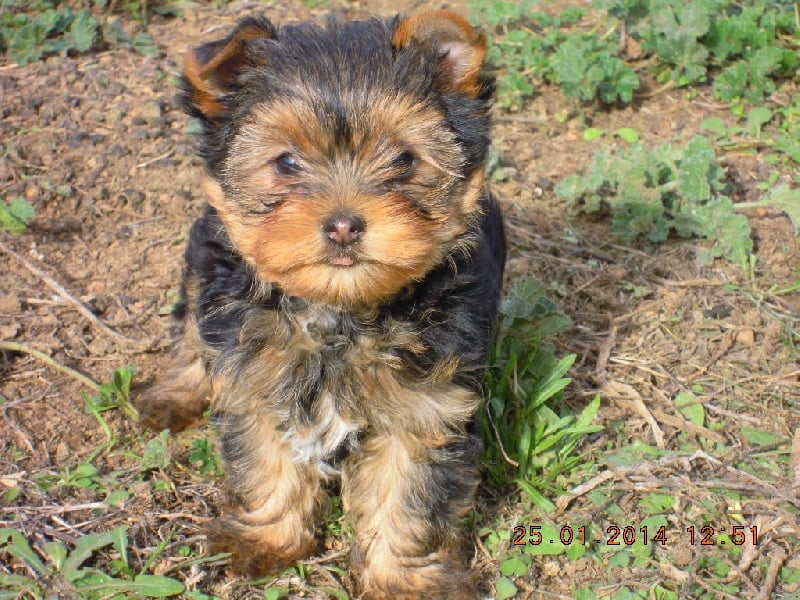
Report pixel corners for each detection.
[183,12,493,307]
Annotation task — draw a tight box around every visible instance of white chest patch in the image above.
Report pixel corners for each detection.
[283,391,361,476]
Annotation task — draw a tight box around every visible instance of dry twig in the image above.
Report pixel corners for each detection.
[0,240,151,350]
[603,379,666,448]
[755,545,787,600]
[792,428,800,494]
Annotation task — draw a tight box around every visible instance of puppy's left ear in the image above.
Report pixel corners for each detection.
[393,10,487,97]
[184,16,276,119]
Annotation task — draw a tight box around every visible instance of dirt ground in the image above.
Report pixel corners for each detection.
[1,1,799,599]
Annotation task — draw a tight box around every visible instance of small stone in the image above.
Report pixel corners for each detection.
[66,131,88,148]
[88,337,112,356]
[25,185,39,201]
[87,281,106,294]
[0,323,19,339]
[29,140,54,166]
[736,329,755,346]
[138,100,162,124]
[673,545,692,567]
[542,561,560,577]
[0,294,21,313]
[84,108,104,123]
[41,315,59,328]
[54,441,70,460]
[118,189,145,207]
[608,265,629,280]
[105,108,123,124]
[133,480,152,501]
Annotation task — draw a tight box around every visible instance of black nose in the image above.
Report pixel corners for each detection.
[323,213,366,246]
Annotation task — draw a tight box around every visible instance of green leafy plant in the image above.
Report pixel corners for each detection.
[612,0,714,86]
[141,430,173,472]
[584,126,640,143]
[0,1,161,65]
[85,365,137,416]
[101,17,159,57]
[32,461,134,508]
[84,365,138,455]
[736,184,800,236]
[773,94,800,165]
[471,3,637,108]
[0,3,98,66]
[556,135,754,265]
[550,34,640,104]
[713,45,798,105]
[474,0,796,111]
[700,107,775,142]
[706,1,797,105]
[600,0,797,96]
[33,463,94,495]
[485,278,602,510]
[189,437,224,477]
[0,526,185,598]
[0,197,35,233]
[702,100,800,164]
[468,0,545,27]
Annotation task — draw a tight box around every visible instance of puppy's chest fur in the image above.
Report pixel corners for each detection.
[212,300,442,472]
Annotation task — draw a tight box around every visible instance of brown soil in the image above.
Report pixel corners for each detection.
[1,1,798,599]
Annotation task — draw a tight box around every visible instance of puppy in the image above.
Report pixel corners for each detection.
[137,11,505,599]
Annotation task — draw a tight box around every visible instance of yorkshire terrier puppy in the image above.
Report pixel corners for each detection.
[137,10,505,599]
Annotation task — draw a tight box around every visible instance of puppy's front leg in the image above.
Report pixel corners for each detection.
[209,408,326,577]
[343,426,481,599]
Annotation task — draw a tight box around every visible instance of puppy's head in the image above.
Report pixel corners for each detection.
[182,11,493,308]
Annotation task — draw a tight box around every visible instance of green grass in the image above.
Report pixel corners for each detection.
[0,1,98,65]
[702,101,800,173]
[0,526,185,599]
[484,277,602,510]
[470,0,798,275]
[0,364,231,598]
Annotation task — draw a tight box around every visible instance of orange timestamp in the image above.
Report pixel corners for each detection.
[512,524,760,547]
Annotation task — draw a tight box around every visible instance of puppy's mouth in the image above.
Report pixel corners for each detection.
[329,255,356,267]
[326,247,360,267]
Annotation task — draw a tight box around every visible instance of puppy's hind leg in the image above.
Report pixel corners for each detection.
[135,311,212,433]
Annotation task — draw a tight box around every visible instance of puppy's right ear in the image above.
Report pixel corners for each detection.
[393,11,487,98]
[184,16,276,119]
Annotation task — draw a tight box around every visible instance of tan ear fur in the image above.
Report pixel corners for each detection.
[184,19,276,118]
[393,11,487,97]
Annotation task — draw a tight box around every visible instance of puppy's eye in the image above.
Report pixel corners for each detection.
[275,152,301,175]
[388,151,417,181]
